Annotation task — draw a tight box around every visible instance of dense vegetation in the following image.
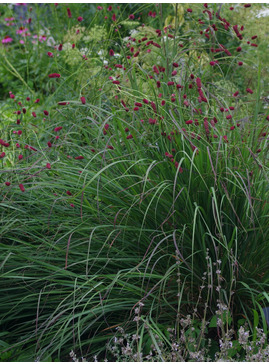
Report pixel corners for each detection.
[0,3,268,361]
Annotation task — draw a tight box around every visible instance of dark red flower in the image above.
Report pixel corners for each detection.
[81,96,86,104]
[5,181,11,186]
[49,73,61,78]
[126,134,133,139]
[66,190,72,196]
[109,49,114,56]
[77,16,83,22]
[19,184,25,192]
[75,156,84,160]
[196,78,202,88]
[67,8,72,18]
[112,13,116,22]
[54,126,62,132]
[129,14,135,20]
[46,163,51,169]
[246,88,253,94]
[187,8,192,13]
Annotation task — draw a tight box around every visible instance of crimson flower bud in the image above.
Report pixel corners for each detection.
[46,163,51,169]
[67,8,72,18]
[81,96,86,104]
[49,73,61,78]
[77,16,83,22]
[246,88,253,94]
[19,184,25,192]
[66,190,72,196]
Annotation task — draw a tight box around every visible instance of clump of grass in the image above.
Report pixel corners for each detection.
[0,2,268,361]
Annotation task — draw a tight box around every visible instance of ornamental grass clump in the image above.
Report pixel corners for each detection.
[0,2,268,362]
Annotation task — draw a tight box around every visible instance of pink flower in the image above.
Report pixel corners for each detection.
[54,126,62,132]
[112,13,116,22]
[81,96,86,104]
[46,163,51,169]
[77,16,83,22]
[2,36,13,44]
[129,14,135,19]
[47,51,54,57]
